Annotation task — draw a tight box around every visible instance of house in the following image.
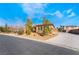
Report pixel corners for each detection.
[62,26,79,32]
[8,26,24,33]
[32,24,57,35]
[8,26,18,33]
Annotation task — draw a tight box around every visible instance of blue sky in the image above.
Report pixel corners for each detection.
[0,3,79,27]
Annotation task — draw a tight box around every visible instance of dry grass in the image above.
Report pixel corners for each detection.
[26,32,58,40]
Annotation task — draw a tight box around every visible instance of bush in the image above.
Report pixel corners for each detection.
[18,31,23,35]
[17,28,24,35]
[0,27,5,32]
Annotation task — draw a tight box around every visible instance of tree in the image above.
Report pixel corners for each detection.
[43,17,50,25]
[57,25,64,32]
[42,17,51,35]
[5,24,8,32]
[0,26,5,32]
[43,25,50,35]
[43,19,50,25]
[25,17,32,35]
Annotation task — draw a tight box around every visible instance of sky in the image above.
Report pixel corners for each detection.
[0,3,79,27]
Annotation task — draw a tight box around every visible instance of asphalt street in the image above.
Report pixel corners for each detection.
[0,34,79,55]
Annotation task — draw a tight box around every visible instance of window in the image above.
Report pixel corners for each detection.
[38,26,42,31]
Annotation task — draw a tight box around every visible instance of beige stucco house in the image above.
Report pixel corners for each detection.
[32,24,57,35]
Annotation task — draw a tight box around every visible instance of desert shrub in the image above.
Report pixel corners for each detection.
[17,28,24,35]
[0,27,10,33]
[0,27,5,32]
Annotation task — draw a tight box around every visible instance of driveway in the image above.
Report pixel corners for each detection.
[46,32,79,51]
[0,34,79,55]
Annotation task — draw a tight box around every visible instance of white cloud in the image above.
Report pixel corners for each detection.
[21,3,47,18]
[63,9,76,18]
[67,9,72,14]
[63,9,72,14]
[54,11,63,18]
[47,10,63,18]
[68,12,76,18]
[21,4,76,19]
[45,10,64,18]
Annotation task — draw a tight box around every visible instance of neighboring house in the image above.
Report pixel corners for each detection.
[32,24,57,34]
[9,26,24,33]
[63,26,79,32]
[8,26,18,32]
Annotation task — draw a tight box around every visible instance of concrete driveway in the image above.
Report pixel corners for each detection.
[0,34,79,55]
[46,32,79,51]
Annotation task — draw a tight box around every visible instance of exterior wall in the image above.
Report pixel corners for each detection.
[36,27,38,33]
[49,25,57,34]
[42,26,44,31]
[36,26,44,33]
[49,25,53,29]
[49,25,56,31]
[35,24,56,34]
[66,27,73,32]
[36,26,41,33]
[64,26,79,32]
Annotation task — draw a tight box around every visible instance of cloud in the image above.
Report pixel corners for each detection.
[63,9,72,14]
[63,9,76,18]
[46,10,63,18]
[21,3,76,21]
[21,3,47,18]
[67,9,72,14]
[54,9,76,18]
[54,11,63,18]
[67,12,76,18]
[61,12,76,26]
